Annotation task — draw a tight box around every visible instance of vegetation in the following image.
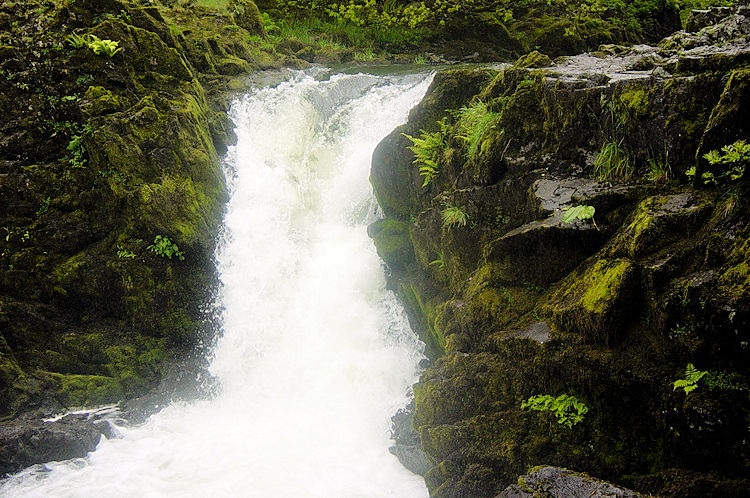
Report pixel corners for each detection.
[698,139,749,186]
[521,394,589,428]
[403,118,450,188]
[593,139,633,181]
[441,204,470,228]
[147,235,185,261]
[454,100,501,162]
[66,34,122,57]
[673,363,707,395]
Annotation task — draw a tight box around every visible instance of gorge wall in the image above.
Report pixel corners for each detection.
[0,0,278,419]
[371,6,750,497]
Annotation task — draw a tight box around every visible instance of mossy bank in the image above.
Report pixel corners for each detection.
[371,5,750,497]
[0,0,281,419]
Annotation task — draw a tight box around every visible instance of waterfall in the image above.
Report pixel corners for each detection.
[1,68,433,497]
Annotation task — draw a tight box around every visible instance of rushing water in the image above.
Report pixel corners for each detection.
[1,68,433,497]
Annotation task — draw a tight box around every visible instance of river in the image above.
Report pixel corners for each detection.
[1,68,433,497]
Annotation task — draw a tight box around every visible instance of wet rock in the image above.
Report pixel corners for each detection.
[389,401,430,476]
[0,413,113,476]
[497,466,642,497]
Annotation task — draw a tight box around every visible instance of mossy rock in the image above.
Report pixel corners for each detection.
[546,258,639,345]
[367,219,414,271]
[514,50,553,69]
[230,0,266,37]
[610,193,711,259]
[40,371,123,408]
[697,68,750,172]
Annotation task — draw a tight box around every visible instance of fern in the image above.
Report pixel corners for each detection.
[522,394,589,429]
[402,118,449,188]
[673,363,707,395]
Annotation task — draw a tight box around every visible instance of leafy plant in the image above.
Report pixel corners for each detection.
[696,139,750,186]
[147,235,184,261]
[116,245,136,259]
[402,118,450,188]
[673,363,707,395]
[36,197,50,216]
[593,139,633,181]
[441,204,469,228]
[87,36,122,57]
[66,33,89,49]
[66,134,87,168]
[67,33,122,57]
[522,394,589,429]
[562,204,598,230]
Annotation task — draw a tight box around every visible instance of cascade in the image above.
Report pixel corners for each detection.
[1,68,433,498]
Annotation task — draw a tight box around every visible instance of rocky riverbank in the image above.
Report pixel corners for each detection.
[372,4,750,496]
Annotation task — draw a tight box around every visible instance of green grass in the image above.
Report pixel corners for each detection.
[454,100,501,163]
[441,204,469,228]
[593,140,633,181]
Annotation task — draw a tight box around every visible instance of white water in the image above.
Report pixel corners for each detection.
[1,68,433,497]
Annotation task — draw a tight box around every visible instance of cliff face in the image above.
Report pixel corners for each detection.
[371,6,750,497]
[0,0,274,418]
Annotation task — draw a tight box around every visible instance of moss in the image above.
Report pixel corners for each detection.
[399,283,445,358]
[41,371,123,407]
[547,258,638,344]
[514,50,553,69]
[715,236,750,307]
[82,85,129,116]
[367,219,414,271]
[613,83,653,127]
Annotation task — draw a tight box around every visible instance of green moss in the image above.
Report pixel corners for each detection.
[716,237,750,307]
[547,258,637,344]
[399,283,445,358]
[514,50,553,69]
[613,83,653,127]
[368,219,414,271]
[42,371,123,407]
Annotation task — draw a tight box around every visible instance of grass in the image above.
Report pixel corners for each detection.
[593,139,633,181]
[454,100,501,163]
[441,204,469,228]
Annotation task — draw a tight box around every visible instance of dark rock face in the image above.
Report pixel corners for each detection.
[371,5,750,497]
[0,414,112,477]
[497,466,641,497]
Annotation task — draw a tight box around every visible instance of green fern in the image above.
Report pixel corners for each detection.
[522,394,589,429]
[673,363,707,395]
[402,118,449,187]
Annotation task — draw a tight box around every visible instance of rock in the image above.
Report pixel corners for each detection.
[484,210,603,286]
[497,466,642,497]
[230,0,266,37]
[389,401,430,476]
[547,258,639,345]
[0,413,113,476]
[368,220,414,271]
